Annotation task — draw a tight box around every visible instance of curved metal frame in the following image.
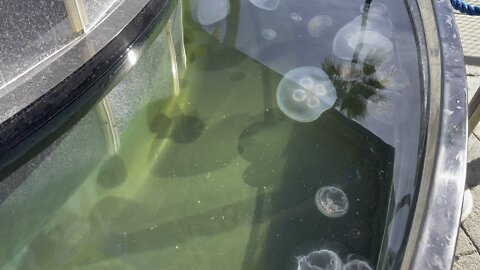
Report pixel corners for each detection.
[0,0,176,175]
[401,0,467,268]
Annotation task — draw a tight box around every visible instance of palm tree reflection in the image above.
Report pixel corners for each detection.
[322,56,388,120]
[322,0,393,120]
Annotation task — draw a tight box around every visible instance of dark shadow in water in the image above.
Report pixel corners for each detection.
[147,98,206,145]
[146,97,181,124]
[237,113,288,163]
[97,155,127,189]
[59,195,316,267]
[239,110,394,270]
[150,113,205,144]
[182,0,245,71]
[237,111,290,188]
[152,114,250,178]
[149,113,172,136]
[170,115,206,144]
[16,212,91,269]
[23,111,393,269]
[230,71,246,81]
[242,161,286,188]
[191,44,247,71]
[89,197,148,234]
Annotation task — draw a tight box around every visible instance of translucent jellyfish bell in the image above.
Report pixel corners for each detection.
[348,31,392,60]
[343,260,373,270]
[262,28,277,40]
[376,61,409,90]
[249,0,280,11]
[333,16,393,65]
[308,15,333,38]
[197,0,230,25]
[367,90,408,125]
[297,250,343,270]
[315,186,349,218]
[291,12,303,22]
[276,67,337,122]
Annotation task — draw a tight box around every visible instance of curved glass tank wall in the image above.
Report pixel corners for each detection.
[0,0,467,269]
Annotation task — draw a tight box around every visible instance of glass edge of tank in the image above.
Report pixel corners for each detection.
[375,0,432,268]
[0,0,177,180]
[399,0,468,269]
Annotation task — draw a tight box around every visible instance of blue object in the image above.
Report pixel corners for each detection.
[451,0,480,15]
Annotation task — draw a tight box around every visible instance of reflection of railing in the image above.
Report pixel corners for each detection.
[64,0,89,34]
[166,20,181,97]
[64,0,121,154]
[63,0,186,153]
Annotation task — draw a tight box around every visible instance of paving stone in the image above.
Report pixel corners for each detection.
[462,185,480,240]
[455,10,480,67]
[456,228,477,256]
[453,253,480,270]
[468,134,480,162]
[466,135,480,186]
[466,65,480,76]
[467,75,480,104]
[467,74,480,136]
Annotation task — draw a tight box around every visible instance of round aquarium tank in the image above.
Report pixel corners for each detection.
[0,0,467,269]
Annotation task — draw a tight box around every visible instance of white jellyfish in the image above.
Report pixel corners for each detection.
[375,61,409,90]
[290,12,303,22]
[343,260,373,270]
[249,0,280,11]
[308,15,333,38]
[197,0,230,25]
[276,67,337,122]
[367,90,407,125]
[333,15,393,65]
[201,18,228,42]
[297,250,343,270]
[262,28,277,40]
[315,186,349,218]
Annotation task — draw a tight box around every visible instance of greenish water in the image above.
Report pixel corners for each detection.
[0,2,399,269]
